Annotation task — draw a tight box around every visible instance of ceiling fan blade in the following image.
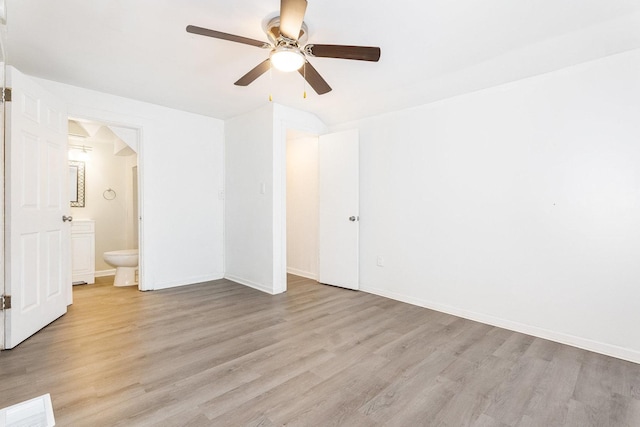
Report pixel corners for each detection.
[186,25,270,48]
[279,0,307,40]
[234,59,272,86]
[298,61,331,95]
[305,44,381,62]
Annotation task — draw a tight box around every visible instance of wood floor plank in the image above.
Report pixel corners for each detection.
[267,352,391,426]
[199,349,335,420]
[492,331,536,361]
[358,350,457,423]
[516,350,582,426]
[381,375,461,426]
[484,355,551,425]
[207,371,325,426]
[1,274,639,426]
[309,330,401,380]
[440,354,515,401]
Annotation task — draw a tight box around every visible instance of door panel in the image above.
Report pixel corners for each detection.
[21,132,39,207]
[5,67,69,348]
[46,143,63,207]
[21,233,39,310]
[318,129,359,290]
[46,230,63,298]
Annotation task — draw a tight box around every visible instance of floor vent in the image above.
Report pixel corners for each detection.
[0,394,55,427]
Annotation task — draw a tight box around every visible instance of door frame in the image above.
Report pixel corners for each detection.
[276,121,327,294]
[276,120,363,294]
[70,114,145,291]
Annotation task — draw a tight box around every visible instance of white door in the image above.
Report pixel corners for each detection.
[5,67,70,348]
[318,129,359,290]
[0,18,6,349]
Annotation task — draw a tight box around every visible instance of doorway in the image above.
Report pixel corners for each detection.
[282,127,361,293]
[68,118,142,290]
[285,129,320,283]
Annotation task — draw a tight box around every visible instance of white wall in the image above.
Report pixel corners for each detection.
[286,133,319,279]
[225,104,275,293]
[333,49,640,363]
[36,77,225,290]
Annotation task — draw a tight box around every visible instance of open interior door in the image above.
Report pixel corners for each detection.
[4,67,70,348]
[318,129,359,290]
[0,9,6,349]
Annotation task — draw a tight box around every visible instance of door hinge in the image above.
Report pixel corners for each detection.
[1,295,11,310]
[3,87,11,103]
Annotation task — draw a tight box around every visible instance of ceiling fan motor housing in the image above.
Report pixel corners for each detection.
[266,17,309,45]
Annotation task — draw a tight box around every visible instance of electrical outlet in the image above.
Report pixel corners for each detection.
[376,256,384,267]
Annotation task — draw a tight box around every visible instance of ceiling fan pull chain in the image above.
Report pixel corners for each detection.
[269,66,273,102]
[303,62,307,99]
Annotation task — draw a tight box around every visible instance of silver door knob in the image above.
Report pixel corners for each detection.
[349,216,358,222]
[62,215,73,222]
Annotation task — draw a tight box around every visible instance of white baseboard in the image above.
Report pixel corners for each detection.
[95,269,116,277]
[225,274,275,295]
[360,284,640,365]
[286,267,317,280]
[72,273,95,285]
[151,273,224,290]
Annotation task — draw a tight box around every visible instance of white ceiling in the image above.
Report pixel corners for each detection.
[6,0,640,125]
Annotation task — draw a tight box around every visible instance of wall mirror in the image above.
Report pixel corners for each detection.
[69,160,85,207]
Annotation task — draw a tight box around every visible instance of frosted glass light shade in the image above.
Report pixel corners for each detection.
[270,48,305,72]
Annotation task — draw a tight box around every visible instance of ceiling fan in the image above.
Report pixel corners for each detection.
[186,0,381,95]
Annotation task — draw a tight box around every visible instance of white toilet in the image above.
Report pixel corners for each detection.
[103,249,139,287]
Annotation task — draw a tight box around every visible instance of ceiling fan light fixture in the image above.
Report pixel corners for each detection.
[270,46,305,72]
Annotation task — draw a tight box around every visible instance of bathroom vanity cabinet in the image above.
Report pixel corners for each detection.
[71,219,95,285]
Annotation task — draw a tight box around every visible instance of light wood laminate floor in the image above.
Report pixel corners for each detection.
[1,275,639,426]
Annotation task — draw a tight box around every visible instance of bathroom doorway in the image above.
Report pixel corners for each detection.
[68,118,142,290]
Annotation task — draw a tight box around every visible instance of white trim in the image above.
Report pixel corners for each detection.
[220,118,226,291]
[273,120,286,295]
[95,268,116,277]
[286,267,317,281]
[151,273,224,291]
[225,274,275,295]
[72,273,95,284]
[361,284,640,365]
